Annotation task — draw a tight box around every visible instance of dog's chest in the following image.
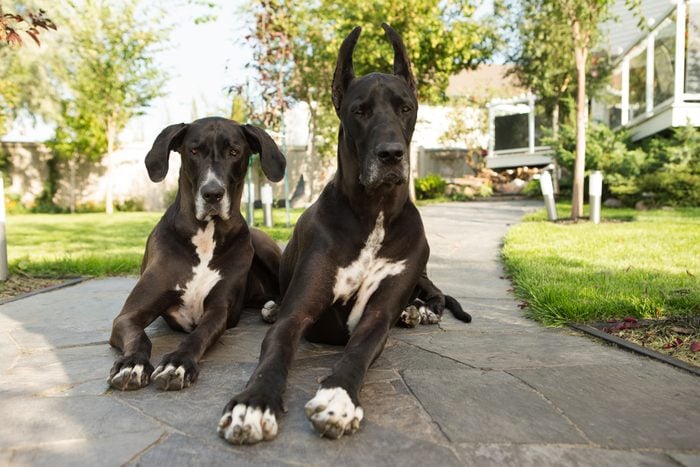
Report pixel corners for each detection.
[169,222,222,332]
[332,212,406,333]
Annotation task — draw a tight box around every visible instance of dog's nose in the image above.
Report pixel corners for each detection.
[201,183,225,203]
[376,142,404,164]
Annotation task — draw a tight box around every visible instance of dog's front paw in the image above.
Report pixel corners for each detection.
[218,393,280,445]
[416,298,443,325]
[261,300,279,324]
[151,353,199,391]
[398,305,421,328]
[109,356,154,391]
[305,387,363,439]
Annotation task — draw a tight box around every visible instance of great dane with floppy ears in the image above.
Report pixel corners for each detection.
[217,24,470,444]
[108,117,285,392]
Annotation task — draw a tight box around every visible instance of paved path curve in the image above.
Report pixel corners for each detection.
[1,201,698,466]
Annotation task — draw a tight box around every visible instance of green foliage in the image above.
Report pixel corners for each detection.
[246,0,498,159]
[415,173,447,200]
[549,121,647,200]
[550,123,700,206]
[523,178,541,197]
[637,126,700,207]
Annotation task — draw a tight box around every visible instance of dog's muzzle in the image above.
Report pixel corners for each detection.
[360,142,409,189]
[197,181,229,220]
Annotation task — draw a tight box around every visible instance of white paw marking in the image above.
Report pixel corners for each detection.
[400,305,420,328]
[261,300,279,323]
[305,387,363,439]
[152,364,189,391]
[418,305,440,324]
[109,364,149,390]
[333,211,406,333]
[167,221,222,332]
[218,404,278,445]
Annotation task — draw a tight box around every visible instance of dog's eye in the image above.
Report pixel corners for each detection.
[401,105,412,113]
[229,148,239,157]
[191,148,198,156]
[352,106,366,116]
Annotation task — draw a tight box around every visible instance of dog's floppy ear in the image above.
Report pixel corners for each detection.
[243,124,286,182]
[145,123,188,182]
[381,23,417,99]
[332,26,362,115]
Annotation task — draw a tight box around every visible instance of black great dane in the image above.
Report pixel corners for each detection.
[217,24,470,444]
[108,117,285,392]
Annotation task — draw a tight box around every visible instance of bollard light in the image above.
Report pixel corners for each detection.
[261,184,274,228]
[0,174,8,281]
[589,170,603,224]
[540,171,557,221]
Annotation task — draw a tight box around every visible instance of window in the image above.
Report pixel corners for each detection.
[686,2,700,93]
[654,17,676,106]
[628,49,646,120]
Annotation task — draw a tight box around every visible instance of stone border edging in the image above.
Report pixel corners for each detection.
[0,277,87,306]
[568,323,700,377]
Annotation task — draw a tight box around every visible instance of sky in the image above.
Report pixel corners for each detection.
[124,0,253,144]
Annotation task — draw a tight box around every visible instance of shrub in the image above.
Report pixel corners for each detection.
[115,198,145,212]
[415,173,447,200]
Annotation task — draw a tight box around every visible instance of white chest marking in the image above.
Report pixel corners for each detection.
[173,221,222,331]
[333,211,406,334]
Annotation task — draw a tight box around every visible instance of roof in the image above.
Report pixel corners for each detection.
[600,0,676,58]
[446,64,526,100]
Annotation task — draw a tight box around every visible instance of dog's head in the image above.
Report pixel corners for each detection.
[145,117,285,221]
[332,23,417,193]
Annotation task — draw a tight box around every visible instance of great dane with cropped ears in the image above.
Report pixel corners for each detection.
[217,24,470,445]
[108,117,285,392]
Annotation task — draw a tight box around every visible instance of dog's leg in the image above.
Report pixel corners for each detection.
[218,273,330,445]
[151,302,231,391]
[108,274,173,391]
[305,281,409,439]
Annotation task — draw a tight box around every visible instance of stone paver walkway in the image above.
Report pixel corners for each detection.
[1,201,698,466]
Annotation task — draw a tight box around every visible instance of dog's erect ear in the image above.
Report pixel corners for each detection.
[332,26,362,115]
[381,23,417,99]
[243,124,286,182]
[145,123,188,182]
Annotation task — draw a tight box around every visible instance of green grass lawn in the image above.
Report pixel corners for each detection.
[6,208,302,277]
[502,204,700,325]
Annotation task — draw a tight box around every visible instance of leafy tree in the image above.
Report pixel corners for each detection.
[51,0,169,213]
[503,0,639,219]
[245,0,498,160]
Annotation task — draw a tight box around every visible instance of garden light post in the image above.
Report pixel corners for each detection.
[540,170,557,221]
[261,183,274,228]
[245,155,255,226]
[0,174,8,281]
[589,170,603,224]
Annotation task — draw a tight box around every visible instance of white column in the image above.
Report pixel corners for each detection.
[674,1,687,105]
[646,35,655,113]
[528,94,536,154]
[621,58,630,125]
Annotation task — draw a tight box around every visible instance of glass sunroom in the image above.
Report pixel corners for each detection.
[592,0,700,140]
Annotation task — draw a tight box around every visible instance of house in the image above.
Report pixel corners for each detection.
[592,0,700,140]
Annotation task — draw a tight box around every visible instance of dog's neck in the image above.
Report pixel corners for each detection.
[335,128,410,223]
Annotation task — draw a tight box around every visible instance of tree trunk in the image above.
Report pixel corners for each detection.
[571,21,588,220]
[552,102,560,139]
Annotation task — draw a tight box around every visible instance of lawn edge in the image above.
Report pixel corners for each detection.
[568,322,700,377]
[0,277,87,306]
